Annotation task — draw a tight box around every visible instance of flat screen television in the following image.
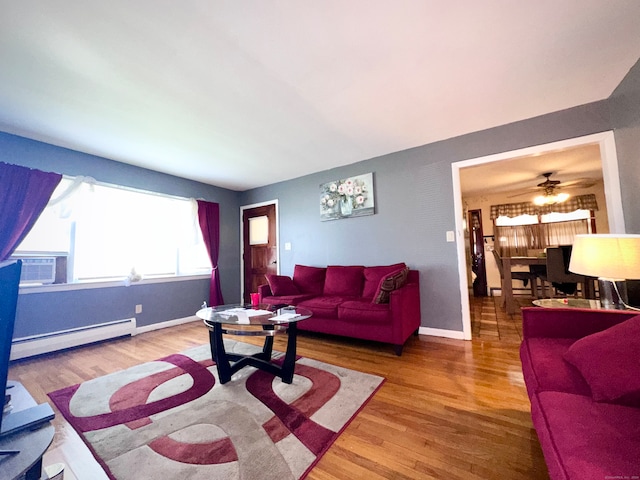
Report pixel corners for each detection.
[0,259,54,439]
[0,260,22,433]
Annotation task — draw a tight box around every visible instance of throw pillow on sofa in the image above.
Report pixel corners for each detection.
[373,267,409,304]
[292,265,326,295]
[265,274,300,296]
[563,314,640,406]
[362,263,407,299]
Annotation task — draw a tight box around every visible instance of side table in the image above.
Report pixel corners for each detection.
[0,381,55,480]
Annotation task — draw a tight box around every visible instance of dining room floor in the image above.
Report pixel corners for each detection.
[469,294,534,342]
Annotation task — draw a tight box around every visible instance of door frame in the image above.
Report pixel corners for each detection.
[452,131,625,340]
[239,199,279,303]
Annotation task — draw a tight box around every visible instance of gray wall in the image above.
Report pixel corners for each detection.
[0,132,241,337]
[240,100,614,333]
[610,59,640,234]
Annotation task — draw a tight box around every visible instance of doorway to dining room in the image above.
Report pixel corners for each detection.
[452,131,625,340]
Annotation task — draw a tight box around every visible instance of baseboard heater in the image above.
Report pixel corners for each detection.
[10,318,136,361]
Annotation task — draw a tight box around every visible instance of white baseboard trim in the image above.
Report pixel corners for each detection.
[11,316,201,360]
[135,315,200,335]
[419,326,467,340]
[11,318,136,360]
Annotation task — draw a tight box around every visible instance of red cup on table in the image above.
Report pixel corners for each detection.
[250,293,260,307]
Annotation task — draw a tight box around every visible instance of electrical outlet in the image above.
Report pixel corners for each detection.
[135,304,142,314]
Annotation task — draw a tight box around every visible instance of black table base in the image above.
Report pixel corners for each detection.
[208,322,299,384]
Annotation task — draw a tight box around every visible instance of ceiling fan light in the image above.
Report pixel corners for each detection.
[533,192,570,206]
[533,195,548,206]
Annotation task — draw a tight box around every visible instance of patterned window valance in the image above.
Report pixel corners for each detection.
[490,194,598,219]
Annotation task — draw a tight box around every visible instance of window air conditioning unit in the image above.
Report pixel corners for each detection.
[15,257,57,284]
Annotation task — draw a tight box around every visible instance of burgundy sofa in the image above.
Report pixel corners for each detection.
[257,263,421,355]
[520,307,640,479]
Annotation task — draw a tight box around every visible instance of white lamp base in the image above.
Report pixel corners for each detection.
[598,279,628,310]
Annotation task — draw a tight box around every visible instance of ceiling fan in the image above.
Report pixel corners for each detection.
[507,172,595,204]
[532,172,568,205]
[536,172,562,193]
[508,172,598,202]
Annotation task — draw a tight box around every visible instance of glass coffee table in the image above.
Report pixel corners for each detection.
[196,304,312,384]
[532,298,603,309]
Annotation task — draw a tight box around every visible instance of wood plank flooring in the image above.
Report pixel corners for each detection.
[7,295,549,479]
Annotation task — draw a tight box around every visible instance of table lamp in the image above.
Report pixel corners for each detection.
[569,234,640,309]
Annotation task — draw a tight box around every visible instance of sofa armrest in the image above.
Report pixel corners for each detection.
[521,307,637,340]
[257,283,272,299]
[389,275,421,344]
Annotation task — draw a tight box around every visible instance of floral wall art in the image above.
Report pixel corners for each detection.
[319,172,375,221]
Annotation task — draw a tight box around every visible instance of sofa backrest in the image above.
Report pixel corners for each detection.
[292,265,326,294]
[291,263,415,299]
[323,265,365,296]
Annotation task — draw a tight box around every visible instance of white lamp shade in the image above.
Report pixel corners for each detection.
[569,234,640,280]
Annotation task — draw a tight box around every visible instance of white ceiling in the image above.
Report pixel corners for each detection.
[1,1,639,191]
[459,142,604,198]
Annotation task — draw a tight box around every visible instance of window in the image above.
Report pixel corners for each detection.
[494,214,539,226]
[495,210,592,227]
[15,178,211,283]
[494,210,593,257]
[249,216,269,245]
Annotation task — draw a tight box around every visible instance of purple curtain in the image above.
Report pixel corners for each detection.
[0,162,62,261]
[197,200,224,306]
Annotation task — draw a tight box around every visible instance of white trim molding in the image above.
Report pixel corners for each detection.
[135,315,200,335]
[419,326,467,340]
[11,317,136,360]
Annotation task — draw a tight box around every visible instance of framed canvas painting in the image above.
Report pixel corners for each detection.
[320,172,375,221]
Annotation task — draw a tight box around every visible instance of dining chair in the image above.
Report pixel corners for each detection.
[492,249,538,300]
[546,246,582,296]
[527,250,549,298]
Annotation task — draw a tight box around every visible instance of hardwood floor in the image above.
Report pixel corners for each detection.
[8,296,549,479]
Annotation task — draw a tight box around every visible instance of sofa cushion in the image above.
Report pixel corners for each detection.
[362,263,407,299]
[298,296,347,318]
[373,267,409,304]
[338,300,391,323]
[564,314,640,406]
[292,265,326,295]
[261,294,316,306]
[520,338,591,398]
[323,266,364,297]
[532,391,640,479]
[265,274,300,296]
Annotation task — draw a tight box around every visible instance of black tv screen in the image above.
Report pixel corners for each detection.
[0,259,21,435]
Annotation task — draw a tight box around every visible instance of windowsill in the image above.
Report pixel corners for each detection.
[18,273,210,294]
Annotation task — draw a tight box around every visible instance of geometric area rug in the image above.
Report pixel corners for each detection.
[48,340,385,480]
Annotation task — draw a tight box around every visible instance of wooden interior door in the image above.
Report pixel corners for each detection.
[242,204,277,303]
[468,209,487,297]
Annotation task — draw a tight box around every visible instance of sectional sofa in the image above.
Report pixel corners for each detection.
[257,263,421,355]
[520,306,640,479]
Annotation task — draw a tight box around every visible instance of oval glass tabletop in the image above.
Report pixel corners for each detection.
[532,298,603,309]
[196,304,312,326]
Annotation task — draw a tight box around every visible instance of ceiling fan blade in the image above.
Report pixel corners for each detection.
[507,190,537,198]
[558,177,598,188]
